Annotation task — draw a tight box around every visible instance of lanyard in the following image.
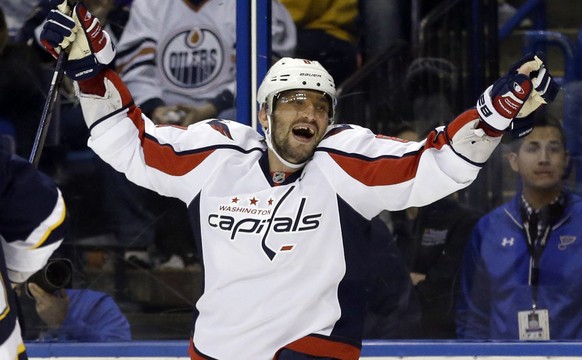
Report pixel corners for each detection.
[523,213,551,309]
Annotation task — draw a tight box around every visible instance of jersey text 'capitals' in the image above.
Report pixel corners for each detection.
[208,198,322,242]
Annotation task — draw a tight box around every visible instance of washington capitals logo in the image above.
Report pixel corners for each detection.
[208,120,233,140]
[208,190,322,260]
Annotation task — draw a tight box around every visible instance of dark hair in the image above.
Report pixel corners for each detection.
[509,113,566,152]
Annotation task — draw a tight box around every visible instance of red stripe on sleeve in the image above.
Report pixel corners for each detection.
[143,137,215,176]
[126,108,214,176]
[329,152,422,186]
[328,112,481,186]
[445,109,487,137]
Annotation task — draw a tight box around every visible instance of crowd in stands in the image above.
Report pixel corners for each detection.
[1,0,580,348]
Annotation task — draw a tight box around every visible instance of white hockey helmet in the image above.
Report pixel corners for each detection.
[257,57,337,121]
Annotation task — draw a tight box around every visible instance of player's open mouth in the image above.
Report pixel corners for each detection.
[292,126,315,141]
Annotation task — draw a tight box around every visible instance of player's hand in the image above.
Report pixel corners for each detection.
[476,53,559,133]
[508,113,535,139]
[39,0,74,58]
[510,54,559,139]
[476,54,534,131]
[517,55,560,118]
[40,1,116,80]
[28,283,69,329]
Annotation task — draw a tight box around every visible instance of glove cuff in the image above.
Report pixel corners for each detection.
[476,85,512,131]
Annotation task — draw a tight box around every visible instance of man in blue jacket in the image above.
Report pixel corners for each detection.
[23,283,131,342]
[456,115,582,340]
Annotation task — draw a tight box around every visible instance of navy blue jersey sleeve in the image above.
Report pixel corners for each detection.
[0,151,67,282]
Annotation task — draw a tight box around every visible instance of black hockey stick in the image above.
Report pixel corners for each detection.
[29,0,76,167]
[29,50,68,167]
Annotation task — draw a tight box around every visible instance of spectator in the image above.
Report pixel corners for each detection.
[456,115,582,340]
[41,4,557,357]
[115,0,295,124]
[362,216,422,339]
[280,0,358,87]
[0,150,67,359]
[106,0,296,268]
[386,127,482,339]
[17,282,131,342]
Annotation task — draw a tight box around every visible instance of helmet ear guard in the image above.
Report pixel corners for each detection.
[257,57,337,123]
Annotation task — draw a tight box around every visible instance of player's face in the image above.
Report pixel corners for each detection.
[270,90,330,164]
[508,126,569,196]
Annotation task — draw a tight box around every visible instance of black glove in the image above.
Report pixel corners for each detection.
[508,113,535,139]
[40,0,116,80]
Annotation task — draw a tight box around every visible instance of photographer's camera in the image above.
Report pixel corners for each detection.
[25,259,72,299]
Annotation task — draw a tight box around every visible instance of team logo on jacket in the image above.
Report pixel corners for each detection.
[161,28,223,89]
[558,235,576,250]
[207,196,322,260]
[501,237,515,247]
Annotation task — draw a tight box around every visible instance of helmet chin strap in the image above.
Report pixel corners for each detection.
[265,114,306,170]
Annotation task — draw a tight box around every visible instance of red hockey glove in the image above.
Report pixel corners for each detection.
[477,55,533,131]
[476,52,559,136]
[510,53,560,139]
[40,1,115,81]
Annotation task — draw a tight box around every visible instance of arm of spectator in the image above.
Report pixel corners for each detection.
[151,89,234,125]
[152,103,217,126]
[59,289,131,341]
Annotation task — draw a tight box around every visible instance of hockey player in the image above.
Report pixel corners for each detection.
[40,2,558,359]
[107,0,296,269]
[0,151,67,359]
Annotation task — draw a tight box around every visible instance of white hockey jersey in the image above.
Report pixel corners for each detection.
[115,0,296,110]
[78,70,501,359]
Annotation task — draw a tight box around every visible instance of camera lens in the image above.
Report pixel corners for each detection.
[25,259,73,299]
[44,260,72,288]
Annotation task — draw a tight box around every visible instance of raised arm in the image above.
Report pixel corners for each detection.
[318,54,559,215]
[39,2,261,203]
